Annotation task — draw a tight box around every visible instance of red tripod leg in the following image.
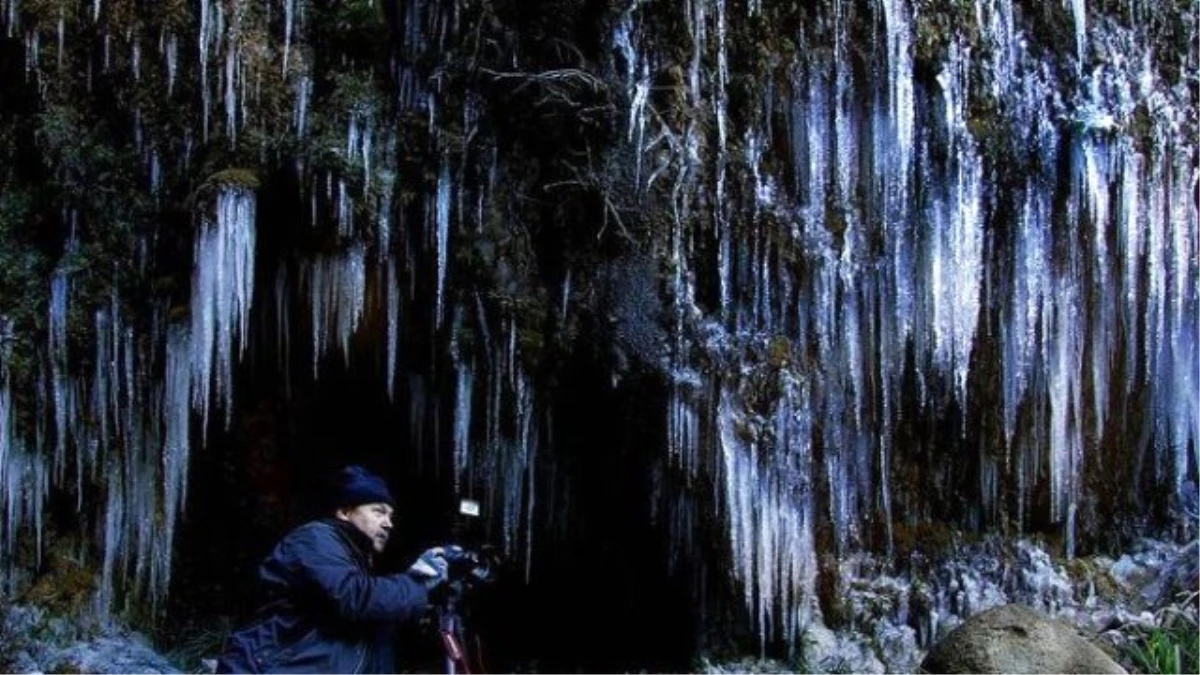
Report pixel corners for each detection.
[441,629,470,674]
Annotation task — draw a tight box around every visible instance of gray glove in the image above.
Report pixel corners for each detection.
[408,546,454,589]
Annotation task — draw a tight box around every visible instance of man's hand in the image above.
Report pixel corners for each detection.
[407,546,454,589]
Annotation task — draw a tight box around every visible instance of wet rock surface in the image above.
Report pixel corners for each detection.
[920,604,1126,674]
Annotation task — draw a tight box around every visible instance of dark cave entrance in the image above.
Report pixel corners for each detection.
[170,332,699,672]
[166,174,700,671]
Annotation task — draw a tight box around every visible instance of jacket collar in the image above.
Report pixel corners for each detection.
[322,516,376,567]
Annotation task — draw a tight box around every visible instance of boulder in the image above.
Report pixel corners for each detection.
[920,604,1126,674]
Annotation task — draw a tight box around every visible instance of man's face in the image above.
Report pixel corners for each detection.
[336,502,394,553]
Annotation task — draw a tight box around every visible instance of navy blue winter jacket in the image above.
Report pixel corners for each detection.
[216,518,430,673]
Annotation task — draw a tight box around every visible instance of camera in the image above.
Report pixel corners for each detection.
[441,499,502,588]
[444,545,500,586]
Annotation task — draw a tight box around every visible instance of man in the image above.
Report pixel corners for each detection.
[216,465,450,673]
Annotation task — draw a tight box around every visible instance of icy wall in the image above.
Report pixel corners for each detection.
[0,0,1195,655]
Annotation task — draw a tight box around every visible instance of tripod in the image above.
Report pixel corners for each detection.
[434,581,489,674]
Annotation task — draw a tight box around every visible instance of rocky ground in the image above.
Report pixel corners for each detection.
[789,537,1198,673]
[2,537,1195,674]
[0,604,180,674]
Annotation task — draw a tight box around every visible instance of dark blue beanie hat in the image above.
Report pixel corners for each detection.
[331,465,394,509]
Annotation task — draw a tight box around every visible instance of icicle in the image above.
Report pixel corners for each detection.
[879,0,914,197]
[483,348,501,538]
[1165,157,1198,498]
[930,42,984,405]
[282,0,294,74]
[560,268,571,324]
[165,33,177,96]
[518,370,536,583]
[717,377,817,651]
[160,325,191,602]
[191,187,256,434]
[843,281,865,430]
[225,47,237,146]
[978,0,1016,99]
[0,382,17,558]
[121,324,134,464]
[714,0,731,322]
[310,258,324,378]
[800,68,828,225]
[667,375,702,480]
[148,151,161,197]
[1066,0,1087,68]
[347,116,359,167]
[199,0,213,141]
[833,4,854,212]
[362,126,372,195]
[1145,156,1168,487]
[615,8,650,187]
[133,108,143,153]
[31,447,46,567]
[49,272,70,484]
[386,258,401,401]
[337,179,350,236]
[308,245,367,372]
[274,264,291,398]
[337,243,366,366]
[762,235,774,331]
[25,28,38,76]
[1073,134,1114,441]
[453,359,473,492]
[108,294,122,446]
[294,74,312,136]
[55,6,63,71]
[91,310,110,484]
[377,193,393,258]
[1004,185,1051,442]
[435,159,451,329]
[1047,272,1083,543]
[1119,152,1142,392]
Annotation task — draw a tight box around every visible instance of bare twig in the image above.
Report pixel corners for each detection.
[478,68,605,93]
[598,193,633,243]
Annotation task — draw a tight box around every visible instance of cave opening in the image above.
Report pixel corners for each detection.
[163,175,700,671]
[167,333,699,671]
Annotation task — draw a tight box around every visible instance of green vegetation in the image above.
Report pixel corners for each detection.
[1125,623,1200,674]
[20,559,97,616]
[914,0,981,71]
[1124,597,1200,675]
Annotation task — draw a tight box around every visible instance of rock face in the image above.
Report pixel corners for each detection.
[1143,540,1200,607]
[920,604,1126,674]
